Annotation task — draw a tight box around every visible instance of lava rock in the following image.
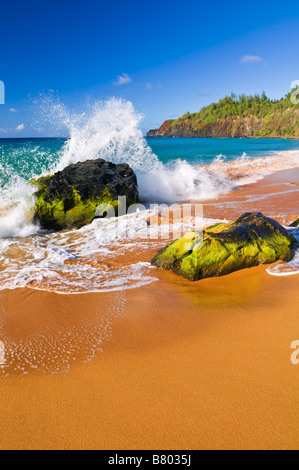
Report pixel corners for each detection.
[31,158,139,230]
[151,212,296,281]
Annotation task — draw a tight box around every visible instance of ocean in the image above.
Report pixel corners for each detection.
[1,99,299,293]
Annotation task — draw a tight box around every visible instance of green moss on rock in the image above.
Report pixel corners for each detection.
[32,158,139,230]
[151,213,296,281]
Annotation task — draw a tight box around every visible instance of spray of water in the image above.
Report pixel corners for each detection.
[1,95,299,276]
[33,95,236,204]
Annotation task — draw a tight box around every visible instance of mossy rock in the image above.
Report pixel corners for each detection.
[31,158,139,230]
[151,213,296,281]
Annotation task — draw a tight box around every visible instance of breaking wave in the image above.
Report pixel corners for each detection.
[1,96,299,291]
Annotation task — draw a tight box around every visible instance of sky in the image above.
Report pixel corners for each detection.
[0,0,299,136]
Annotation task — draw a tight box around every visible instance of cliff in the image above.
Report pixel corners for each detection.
[147,92,299,138]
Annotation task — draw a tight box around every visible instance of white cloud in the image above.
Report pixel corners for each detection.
[241,55,264,64]
[145,82,153,90]
[9,108,18,113]
[0,123,25,133]
[113,73,132,86]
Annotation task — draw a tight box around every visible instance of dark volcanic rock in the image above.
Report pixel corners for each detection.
[151,213,296,281]
[31,158,139,230]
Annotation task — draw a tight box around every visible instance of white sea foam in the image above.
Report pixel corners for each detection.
[33,96,299,204]
[1,97,299,292]
[39,97,235,203]
[2,100,299,376]
[0,177,39,238]
[0,97,230,293]
[266,228,299,277]
[0,203,224,293]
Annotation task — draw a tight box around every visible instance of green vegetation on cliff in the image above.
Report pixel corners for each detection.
[148,90,299,138]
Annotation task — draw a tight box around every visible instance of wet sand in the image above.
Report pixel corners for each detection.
[202,166,299,224]
[0,168,299,449]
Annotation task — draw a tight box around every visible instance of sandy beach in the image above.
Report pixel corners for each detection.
[0,167,299,450]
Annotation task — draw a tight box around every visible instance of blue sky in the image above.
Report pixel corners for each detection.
[0,0,299,136]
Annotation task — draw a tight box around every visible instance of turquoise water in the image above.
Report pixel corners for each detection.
[1,135,299,205]
[1,137,299,186]
[147,137,299,163]
[0,138,66,186]
[1,133,299,294]
[2,103,299,375]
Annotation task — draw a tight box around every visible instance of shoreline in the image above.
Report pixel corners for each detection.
[200,166,299,224]
[0,166,299,449]
[146,135,299,140]
[1,135,299,141]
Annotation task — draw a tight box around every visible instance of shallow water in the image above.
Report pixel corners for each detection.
[1,100,299,378]
[1,99,299,295]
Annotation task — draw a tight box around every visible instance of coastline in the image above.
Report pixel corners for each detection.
[146,135,299,140]
[0,166,299,449]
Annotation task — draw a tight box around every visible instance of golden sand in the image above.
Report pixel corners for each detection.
[0,168,299,450]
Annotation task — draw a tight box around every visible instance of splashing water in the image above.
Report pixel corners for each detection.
[53,98,155,173]
[2,97,299,376]
[0,137,63,238]
[44,97,299,203]
[0,97,231,296]
[267,228,299,277]
[1,96,299,293]
[39,96,236,203]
